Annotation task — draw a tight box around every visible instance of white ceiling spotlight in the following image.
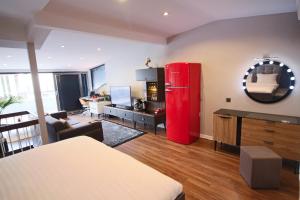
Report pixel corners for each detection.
[117,0,127,3]
[3,64,7,66]
[163,12,169,16]
[60,45,65,48]
[7,55,12,58]
[47,56,52,59]
[97,48,101,51]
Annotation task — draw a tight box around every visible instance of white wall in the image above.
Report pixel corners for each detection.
[88,38,166,98]
[166,13,300,136]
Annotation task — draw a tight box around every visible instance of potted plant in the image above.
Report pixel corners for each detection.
[0,96,21,114]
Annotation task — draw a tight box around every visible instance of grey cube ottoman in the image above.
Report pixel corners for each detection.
[240,146,282,189]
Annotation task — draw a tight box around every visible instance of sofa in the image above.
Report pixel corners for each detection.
[45,111,103,143]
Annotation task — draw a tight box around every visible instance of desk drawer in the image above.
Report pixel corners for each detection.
[117,110,133,121]
[241,118,300,161]
[103,107,117,116]
[241,118,275,146]
[134,113,154,125]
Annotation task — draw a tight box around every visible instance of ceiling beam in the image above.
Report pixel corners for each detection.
[0,16,27,48]
[27,22,51,49]
[33,11,166,44]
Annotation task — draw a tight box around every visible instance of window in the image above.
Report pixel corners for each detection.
[91,65,106,91]
[0,73,58,114]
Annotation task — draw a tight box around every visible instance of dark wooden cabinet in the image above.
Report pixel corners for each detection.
[136,68,161,81]
[136,68,165,102]
[103,105,166,134]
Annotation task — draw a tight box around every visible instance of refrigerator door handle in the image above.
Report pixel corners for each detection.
[165,83,171,86]
[165,89,172,92]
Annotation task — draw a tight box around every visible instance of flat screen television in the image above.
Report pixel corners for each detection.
[110,86,131,107]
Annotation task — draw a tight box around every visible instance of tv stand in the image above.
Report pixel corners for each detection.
[103,105,166,134]
[113,105,133,110]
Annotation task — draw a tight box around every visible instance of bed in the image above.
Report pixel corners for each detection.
[0,136,184,200]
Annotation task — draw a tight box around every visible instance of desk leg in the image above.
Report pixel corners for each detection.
[295,161,300,174]
[214,141,217,151]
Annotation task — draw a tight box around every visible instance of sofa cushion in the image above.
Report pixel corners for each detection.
[45,116,67,132]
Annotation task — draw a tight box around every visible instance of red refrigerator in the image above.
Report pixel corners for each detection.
[165,63,201,144]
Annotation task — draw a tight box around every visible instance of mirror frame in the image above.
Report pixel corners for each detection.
[242,60,296,104]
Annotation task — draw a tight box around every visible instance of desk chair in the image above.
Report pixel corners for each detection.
[79,98,90,116]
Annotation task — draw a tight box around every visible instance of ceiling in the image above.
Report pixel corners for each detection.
[0,0,298,71]
[0,0,48,24]
[0,30,165,71]
[43,0,297,38]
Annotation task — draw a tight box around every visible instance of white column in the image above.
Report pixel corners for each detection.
[26,42,49,144]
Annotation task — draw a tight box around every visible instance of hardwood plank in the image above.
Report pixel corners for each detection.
[116,129,299,200]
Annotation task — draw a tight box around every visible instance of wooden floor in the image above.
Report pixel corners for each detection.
[114,124,299,200]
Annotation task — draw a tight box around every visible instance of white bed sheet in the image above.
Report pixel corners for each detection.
[0,136,182,200]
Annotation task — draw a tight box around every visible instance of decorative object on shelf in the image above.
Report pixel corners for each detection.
[145,57,152,67]
[133,98,144,111]
[242,59,295,103]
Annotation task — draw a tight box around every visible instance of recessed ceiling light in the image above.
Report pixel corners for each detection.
[80,57,84,60]
[7,55,12,58]
[117,0,127,3]
[61,45,65,48]
[3,64,7,66]
[47,56,52,59]
[97,48,101,51]
[163,12,169,16]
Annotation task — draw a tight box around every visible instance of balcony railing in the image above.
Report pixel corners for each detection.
[0,111,41,158]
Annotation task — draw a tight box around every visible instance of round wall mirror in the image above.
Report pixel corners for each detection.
[242,60,296,104]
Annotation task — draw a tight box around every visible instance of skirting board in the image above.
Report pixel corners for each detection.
[200,134,213,140]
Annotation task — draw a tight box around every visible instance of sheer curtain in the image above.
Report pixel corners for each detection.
[0,73,58,114]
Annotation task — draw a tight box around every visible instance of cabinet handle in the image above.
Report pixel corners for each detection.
[218,115,232,119]
[263,140,274,145]
[264,129,275,133]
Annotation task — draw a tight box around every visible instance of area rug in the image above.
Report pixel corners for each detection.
[101,120,144,147]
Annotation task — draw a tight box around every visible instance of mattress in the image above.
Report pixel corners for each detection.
[0,136,182,200]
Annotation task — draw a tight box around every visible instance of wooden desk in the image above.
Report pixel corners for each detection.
[213,109,300,172]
